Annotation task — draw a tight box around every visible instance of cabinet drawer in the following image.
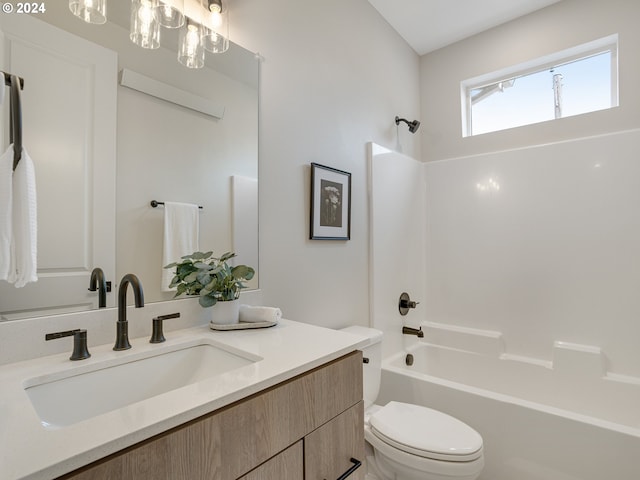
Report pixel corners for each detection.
[238,441,303,480]
[305,402,365,480]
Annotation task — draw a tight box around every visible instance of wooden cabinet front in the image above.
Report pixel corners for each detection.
[238,441,303,480]
[305,402,365,480]
[60,351,363,480]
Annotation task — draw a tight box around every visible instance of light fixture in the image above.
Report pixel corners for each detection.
[207,0,222,13]
[154,0,185,29]
[178,20,205,69]
[202,0,229,53]
[69,0,231,69]
[69,0,107,25]
[130,0,161,49]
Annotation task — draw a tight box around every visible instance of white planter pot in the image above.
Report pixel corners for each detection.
[210,299,240,325]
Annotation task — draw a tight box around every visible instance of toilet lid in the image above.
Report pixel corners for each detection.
[369,401,483,462]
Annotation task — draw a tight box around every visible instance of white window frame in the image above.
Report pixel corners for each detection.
[461,34,619,137]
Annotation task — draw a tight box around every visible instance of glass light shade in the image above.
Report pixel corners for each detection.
[202,7,229,54]
[178,21,205,69]
[69,0,106,25]
[130,0,161,49]
[154,0,185,29]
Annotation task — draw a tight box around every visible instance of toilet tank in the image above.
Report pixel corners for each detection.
[340,326,383,408]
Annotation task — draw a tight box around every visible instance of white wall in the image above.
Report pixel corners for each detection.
[419,0,640,378]
[231,0,421,328]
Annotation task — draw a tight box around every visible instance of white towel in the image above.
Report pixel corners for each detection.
[162,201,199,292]
[1,145,37,287]
[10,146,37,287]
[0,145,13,280]
[239,305,282,324]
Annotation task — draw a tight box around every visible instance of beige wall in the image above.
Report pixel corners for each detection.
[232,0,421,328]
[420,0,640,162]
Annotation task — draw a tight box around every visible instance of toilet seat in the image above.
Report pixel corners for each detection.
[369,401,483,462]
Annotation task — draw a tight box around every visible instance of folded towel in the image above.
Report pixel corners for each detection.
[162,201,199,292]
[10,146,37,287]
[239,305,282,324]
[0,145,12,281]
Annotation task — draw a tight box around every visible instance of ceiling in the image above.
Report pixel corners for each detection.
[367,0,563,56]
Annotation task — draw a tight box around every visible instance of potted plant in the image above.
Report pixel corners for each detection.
[164,251,255,324]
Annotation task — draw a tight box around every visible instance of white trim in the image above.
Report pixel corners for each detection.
[119,68,225,119]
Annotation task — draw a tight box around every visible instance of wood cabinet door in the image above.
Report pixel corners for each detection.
[238,441,303,480]
[304,402,365,480]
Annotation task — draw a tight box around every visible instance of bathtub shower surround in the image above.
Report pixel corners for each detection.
[368,130,640,479]
[397,322,640,430]
[379,342,640,480]
[422,129,640,381]
[368,143,427,358]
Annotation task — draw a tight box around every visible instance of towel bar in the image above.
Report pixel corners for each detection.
[150,200,203,209]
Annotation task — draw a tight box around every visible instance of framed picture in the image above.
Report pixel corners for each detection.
[310,163,351,240]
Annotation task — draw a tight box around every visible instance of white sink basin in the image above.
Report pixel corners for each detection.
[23,340,261,428]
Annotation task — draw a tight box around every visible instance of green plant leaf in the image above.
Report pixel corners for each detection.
[177,263,197,276]
[193,262,212,270]
[190,251,213,260]
[164,262,177,269]
[184,272,199,283]
[204,277,218,290]
[232,265,254,280]
[199,295,217,307]
[219,251,236,262]
[211,265,223,274]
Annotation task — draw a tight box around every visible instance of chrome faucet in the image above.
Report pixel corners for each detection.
[402,326,424,338]
[114,273,144,351]
[88,267,108,308]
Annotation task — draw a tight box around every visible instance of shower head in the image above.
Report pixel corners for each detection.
[395,116,421,133]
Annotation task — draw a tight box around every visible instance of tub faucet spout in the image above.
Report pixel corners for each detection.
[114,273,144,351]
[402,326,424,338]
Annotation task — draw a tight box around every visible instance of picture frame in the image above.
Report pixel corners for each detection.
[310,162,351,240]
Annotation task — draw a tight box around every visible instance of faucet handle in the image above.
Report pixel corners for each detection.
[399,292,420,316]
[45,329,91,361]
[150,312,180,343]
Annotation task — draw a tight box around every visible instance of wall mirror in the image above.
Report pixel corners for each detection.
[0,2,259,321]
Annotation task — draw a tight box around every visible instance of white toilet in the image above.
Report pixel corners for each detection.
[341,326,484,480]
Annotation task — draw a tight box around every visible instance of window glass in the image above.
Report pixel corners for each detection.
[464,46,616,137]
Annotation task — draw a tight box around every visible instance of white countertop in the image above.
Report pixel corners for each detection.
[0,319,367,480]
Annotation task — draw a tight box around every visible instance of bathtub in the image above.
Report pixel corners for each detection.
[377,342,640,480]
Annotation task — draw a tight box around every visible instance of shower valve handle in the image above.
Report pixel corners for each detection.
[399,292,419,316]
[401,299,418,309]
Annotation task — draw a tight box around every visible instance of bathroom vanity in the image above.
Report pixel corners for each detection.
[0,319,367,480]
[60,352,364,480]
